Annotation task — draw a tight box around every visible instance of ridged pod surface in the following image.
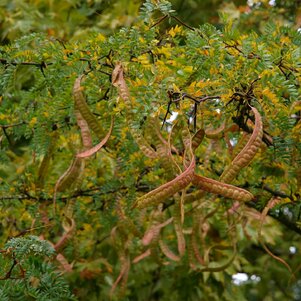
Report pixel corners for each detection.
[112,62,157,159]
[73,75,104,138]
[74,109,93,150]
[205,122,225,139]
[133,156,195,209]
[36,131,59,189]
[159,239,181,261]
[191,129,205,151]
[77,116,114,158]
[220,106,263,183]
[54,157,85,193]
[192,174,254,202]
[231,132,251,159]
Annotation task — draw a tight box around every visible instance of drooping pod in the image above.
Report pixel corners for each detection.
[192,174,254,202]
[36,131,59,189]
[133,156,195,209]
[73,75,104,138]
[77,116,114,158]
[231,132,251,160]
[191,128,205,152]
[159,239,181,262]
[74,109,93,150]
[204,122,225,139]
[220,106,263,183]
[54,157,85,196]
[112,62,157,159]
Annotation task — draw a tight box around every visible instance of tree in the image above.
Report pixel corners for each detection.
[0,0,300,300]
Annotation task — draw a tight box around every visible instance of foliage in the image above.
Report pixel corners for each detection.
[0,235,75,300]
[0,0,301,300]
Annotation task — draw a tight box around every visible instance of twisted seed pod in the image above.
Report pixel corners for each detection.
[174,220,186,257]
[192,174,253,202]
[77,116,114,158]
[147,117,180,179]
[204,122,225,139]
[112,62,157,159]
[191,128,205,151]
[198,245,237,272]
[183,190,206,204]
[73,75,104,138]
[132,249,151,264]
[74,109,92,150]
[231,132,251,159]
[133,155,195,209]
[142,217,174,246]
[220,106,263,183]
[54,217,75,252]
[36,131,59,189]
[54,158,85,194]
[159,239,181,262]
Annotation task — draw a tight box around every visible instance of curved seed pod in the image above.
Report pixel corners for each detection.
[36,131,59,189]
[152,117,179,155]
[192,174,253,202]
[258,197,293,274]
[76,116,114,158]
[231,132,251,159]
[174,220,186,257]
[198,245,237,272]
[75,109,92,150]
[110,226,131,297]
[133,156,195,209]
[132,249,151,264]
[53,157,85,209]
[220,106,263,183]
[191,128,205,152]
[111,249,130,296]
[54,217,75,252]
[146,116,180,178]
[73,75,104,138]
[56,253,73,273]
[142,217,173,246]
[54,158,84,193]
[159,239,181,262]
[112,62,157,159]
[183,190,206,204]
[115,196,141,238]
[205,122,225,139]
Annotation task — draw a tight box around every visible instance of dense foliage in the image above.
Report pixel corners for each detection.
[0,1,301,300]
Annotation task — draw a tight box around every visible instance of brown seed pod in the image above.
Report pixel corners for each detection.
[73,75,104,138]
[112,62,157,159]
[74,109,92,150]
[133,153,195,209]
[191,128,205,151]
[205,122,225,139]
[192,174,254,202]
[220,106,263,183]
[54,158,84,194]
[36,131,59,189]
[159,239,181,262]
[77,116,114,158]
